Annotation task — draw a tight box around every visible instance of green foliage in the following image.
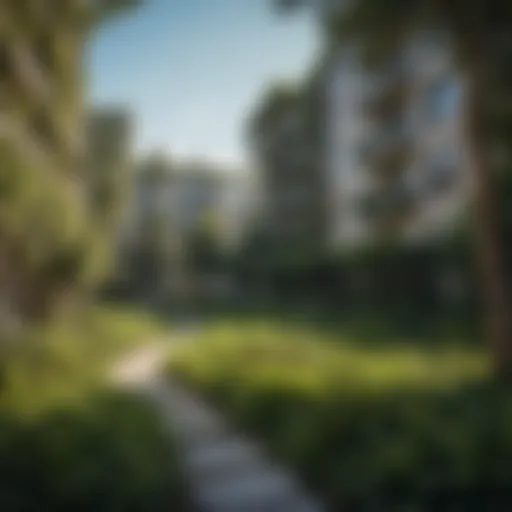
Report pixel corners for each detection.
[167,320,512,510]
[0,141,87,249]
[235,226,479,340]
[321,0,512,68]
[247,82,298,138]
[95,0,141,22]
[0,138,95,309]
[0,392,186,512]
[0,307,186,511]
[330,0,421,66]
[1,0,142,324]
[0,305,166,415]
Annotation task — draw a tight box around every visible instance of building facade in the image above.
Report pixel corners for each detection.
[402,32,471,241]
[122,155,178,295]
[215,171,259,253]
[170,162,222,242]
[248,76,328,263]
[324,44,372,247]
[323,30,471,249]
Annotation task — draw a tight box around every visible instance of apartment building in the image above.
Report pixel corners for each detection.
[323,30,471,248]
[248,74,328,261]
[324,44,372,247]
[169,162,222,241]
[403,33,471,241]
[215,171,259,253]
[127,156,254,263]
[124,154,171,245]
[126,155,177,292]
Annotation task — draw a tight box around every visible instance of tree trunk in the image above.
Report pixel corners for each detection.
[465,51,512,378]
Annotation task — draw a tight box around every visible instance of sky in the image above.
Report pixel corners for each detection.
[89,0,320,168]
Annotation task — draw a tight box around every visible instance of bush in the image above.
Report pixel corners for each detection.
[168,320,512,511]
[236,228,482,341]
[0,391,187,511]
[0,306,188,511]
[0,305,166,415]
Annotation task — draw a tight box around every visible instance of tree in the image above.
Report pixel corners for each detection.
[0,1,140,325]
[84,108,134,290]
[276,0,512,378]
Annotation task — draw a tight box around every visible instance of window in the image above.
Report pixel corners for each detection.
[424,78,461,124]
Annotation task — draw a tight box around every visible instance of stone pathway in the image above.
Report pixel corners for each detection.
[112,333,328,512]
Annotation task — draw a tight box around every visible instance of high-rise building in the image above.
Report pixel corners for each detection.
[401,32,471,241]
[170,161,222,241]
[248,73,328,260]
[127,156,254,269]
[215,170,259,253]
[324,44,373,247]
[323,30,471,248]
[124,154,177,295]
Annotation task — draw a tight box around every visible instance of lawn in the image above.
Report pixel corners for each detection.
[168,318,512,511]
[0,304,168,415]
[0,305,190,511]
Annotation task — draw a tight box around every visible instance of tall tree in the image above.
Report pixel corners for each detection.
[0,1,140,323]
[276,0,512,377]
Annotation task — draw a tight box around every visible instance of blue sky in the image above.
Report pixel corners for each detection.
[89,0,319,166]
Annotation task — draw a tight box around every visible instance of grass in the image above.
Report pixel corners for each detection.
[167,318,512,511]
[170,297,480,346]
[0,303,167,416]
[170,318,487,392]
[0,304,190,511]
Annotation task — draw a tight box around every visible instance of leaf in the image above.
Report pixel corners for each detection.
[328,0,424,67]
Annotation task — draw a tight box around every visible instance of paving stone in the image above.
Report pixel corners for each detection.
[186,438,262,475]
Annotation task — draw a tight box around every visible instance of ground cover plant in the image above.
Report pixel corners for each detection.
[168,319,511,511]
